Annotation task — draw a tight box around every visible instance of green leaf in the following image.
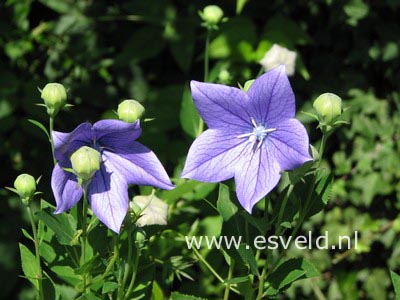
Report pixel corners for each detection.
[39,240,57,263]
[180,84,201,138]
[76,292,102,300]
[225,275,250,284]
[51,265,81,286]
[344,0,369,26]
[21,228,33,241]
[239,211,270,234]
[209,16,257,61]
[170,292,208,300]
[265,258,319,296]
[237,244,258,275]
[262,16,312,48]
[115,26,165,65]
[102,282,119,294]
[236,0,250,14]
[74,254,99,275]
[28,119,50,140]
[390,271,400,300]
[391,271,400,300]
[38,0,74,14]
[55,284,78,300]
[217,184,238,222]
[151,281,164,300]
[169,20,195,73]
[19,243,40,289]
[36,200,77,246]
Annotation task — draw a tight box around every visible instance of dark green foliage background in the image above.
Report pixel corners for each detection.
[0,0,399,299]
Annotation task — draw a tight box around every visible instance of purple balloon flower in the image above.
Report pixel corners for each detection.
[51,119,174,233]
[181,66,312,212]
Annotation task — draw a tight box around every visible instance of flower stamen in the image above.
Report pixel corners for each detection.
[236,117,277,152]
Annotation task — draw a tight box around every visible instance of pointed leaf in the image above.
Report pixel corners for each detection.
[19,243,40,289]
[225,275,250,284]
[391,271,400,300]
[28,119,50,140]
[237,244,258,275]
[180,84,201,138]
[170,292,208,300]
[265,258,319,296]
[36,200,77,245]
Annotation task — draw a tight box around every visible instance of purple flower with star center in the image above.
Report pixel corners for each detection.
[181,66,312,212]
[51,119,174,233]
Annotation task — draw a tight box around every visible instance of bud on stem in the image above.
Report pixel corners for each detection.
[41,83,67,117]
[14,174,37,206]
[70,146,101,183]
[117,99,145,123]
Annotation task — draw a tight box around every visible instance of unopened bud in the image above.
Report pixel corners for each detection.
[70,146,101,181]
[41,83,67,116]
[117,99,145,123]
[218,70,231,84]
[14,174,36,205]
[313,93,342,124]
[201,5,224,26]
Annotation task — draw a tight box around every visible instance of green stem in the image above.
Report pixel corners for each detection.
[124,240,140,300]
[103,236,119,279]
[27,206,44,300]
[81,187,89,294]
[197,29,211,137]
[318,131,327,168]
[256,254,271,300]
[204,30,210,82]
[256,186,293,299]
[223,259,234,300]
[118,232,133,300]
[191,246,240,295]
[49,116,56,166]
[276,184,294,235]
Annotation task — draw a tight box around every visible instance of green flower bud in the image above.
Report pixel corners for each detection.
[117,99,145,123]
[243,79,255,92]
[70,146,101,181]
[134,228,147,248]
[313,93,342,124]
[218,69,231,84]
[201,5,224,26]
[41,83,67,116]
[14,174,36,205]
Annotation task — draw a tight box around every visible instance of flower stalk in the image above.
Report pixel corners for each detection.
[49,115,56,166]
[223,259,235,300]
[124,238,140,300]
[81,186,89,294]
[197,29,211,137]
[27,205,44,300]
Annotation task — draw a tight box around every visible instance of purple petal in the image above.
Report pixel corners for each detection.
[102,142,174,190]
[92,119,142,148]
[88,163,129,233]
[181,129,248,182]
[268,118,312,170]
[234,146,281,213]
[190,81,252,130]
[247,65,295,125]
[51,163,83,213]
[52,122,92,162]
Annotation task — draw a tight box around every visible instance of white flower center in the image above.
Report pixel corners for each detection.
[237,117,276,151]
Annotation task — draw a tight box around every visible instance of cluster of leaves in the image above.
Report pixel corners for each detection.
[1,0,400,299]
